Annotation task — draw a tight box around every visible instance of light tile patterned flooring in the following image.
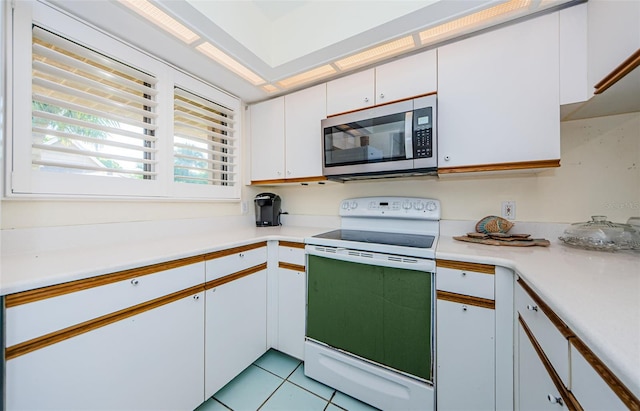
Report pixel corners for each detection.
[196,349,380,411]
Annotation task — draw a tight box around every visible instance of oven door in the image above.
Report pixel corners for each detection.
[305,246,434,382]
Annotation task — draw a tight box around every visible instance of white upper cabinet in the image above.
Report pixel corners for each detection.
[284,84,326,179]
[437,13,560,171]
[326,50,438,115]
[560,0,640,119]
[250,85,326,182]
[250,97,285,181]
[326,69,375,115]
[375,49,437,105]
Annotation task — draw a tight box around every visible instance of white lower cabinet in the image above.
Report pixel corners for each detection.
[435,260,503,411]
[5,289,205,411]
[517,322,567,411]
[276,265,306,360]
[204,269,267,398]
[436,299,495,410]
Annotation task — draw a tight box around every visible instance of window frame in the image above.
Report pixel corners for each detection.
[6,1,242,200]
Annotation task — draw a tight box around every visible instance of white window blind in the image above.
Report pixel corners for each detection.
[173,87,237,187]
[31,26,158,179]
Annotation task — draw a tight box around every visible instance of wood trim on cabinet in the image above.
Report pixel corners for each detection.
[594,48,640,95]
[251,176,328,185]
[517,278,574,339]
[519,315,583,411]
[5,255,205,308]
[438,159,560,174]
[204,263,267,290]
[203,242,267,260]
[570,338,640,410]
[278,262,305,272]
[279,241,306,249]
[5,284,205,361]
[436,290,495,310]
[326,92,437,118]
[436,259,495,275]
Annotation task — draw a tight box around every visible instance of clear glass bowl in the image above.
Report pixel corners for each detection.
[559,216,640,252]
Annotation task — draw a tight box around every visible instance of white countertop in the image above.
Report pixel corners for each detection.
[1,217,639,399]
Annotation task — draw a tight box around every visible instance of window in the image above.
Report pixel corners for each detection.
[9,1,241,200]
[31,27,158,180]
[173,88,237,187]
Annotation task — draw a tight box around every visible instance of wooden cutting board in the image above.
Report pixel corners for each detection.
[454,235,551,247]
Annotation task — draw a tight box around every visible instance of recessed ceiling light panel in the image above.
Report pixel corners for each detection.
[196,42,266,86]
[118,0,200,45]
[335,36,416,71]
[277,65,337,89]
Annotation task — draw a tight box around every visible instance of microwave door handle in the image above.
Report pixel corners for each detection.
[405,112,414,159]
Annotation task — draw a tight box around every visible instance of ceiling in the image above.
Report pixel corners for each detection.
[48,0,578,103]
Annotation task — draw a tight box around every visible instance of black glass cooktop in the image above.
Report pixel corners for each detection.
[313,229,435,249]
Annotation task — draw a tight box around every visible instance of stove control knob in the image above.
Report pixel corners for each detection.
[350,201,358,209]
[426,201,437,211]
[341,201,349,210]
[402,200,412,210]
[414,201,425,211]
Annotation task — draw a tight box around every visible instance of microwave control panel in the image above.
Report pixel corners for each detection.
[413,106,433,158]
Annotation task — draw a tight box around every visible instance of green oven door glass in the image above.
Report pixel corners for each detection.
[306,255,432,381]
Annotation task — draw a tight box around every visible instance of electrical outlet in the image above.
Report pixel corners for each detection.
[240,201,248,215]
[501,201,516,220]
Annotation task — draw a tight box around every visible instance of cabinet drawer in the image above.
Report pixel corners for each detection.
[6,261,204,347]
[205,245,267,281]
[516,280,571,386]
[279,242,305,267]
[436,266,494,300]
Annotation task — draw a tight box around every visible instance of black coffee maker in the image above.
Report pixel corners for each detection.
[254,193,282,227]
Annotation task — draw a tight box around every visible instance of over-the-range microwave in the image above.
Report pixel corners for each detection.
[322,95,437,181]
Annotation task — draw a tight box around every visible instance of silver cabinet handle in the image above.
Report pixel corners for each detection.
[379,93,385,99]
[193,295,200,301]
[287,170,291,175]
[462,305,468,312]
[131,279,139,286]
[444,156,451,161]
[527,304,539,312]
[239,253,245,258]
[547,394,563,406]
[364,97,369,103]
[461,272,467,277]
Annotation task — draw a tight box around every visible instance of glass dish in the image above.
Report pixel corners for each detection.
[559,215,640,252]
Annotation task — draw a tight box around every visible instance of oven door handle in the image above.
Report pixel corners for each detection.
[305,245,435,272]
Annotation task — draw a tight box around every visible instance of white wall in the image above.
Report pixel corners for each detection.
[271,112,640,224]
[2,112,638,229]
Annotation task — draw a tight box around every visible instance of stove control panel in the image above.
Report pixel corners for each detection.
[339,196,440,220]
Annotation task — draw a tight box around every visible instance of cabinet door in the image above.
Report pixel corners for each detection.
[250,97,285,181]
[284,84,326,179]
[517,323,567,411]
[205,270,268,397]
[326,69,375,115]
[277,266,306,360]
[587,0,640,88]
[375,50,437,105]
[436,299,495,410]
[437,13,560,169]
[6,292,205,411]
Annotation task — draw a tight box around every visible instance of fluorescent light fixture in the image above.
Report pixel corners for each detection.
[196,42,266,86]
[118,0,200,44]
[334,36,415,71]
[262,84,279,93]
[277,65,337,89]
[419,0,531,44]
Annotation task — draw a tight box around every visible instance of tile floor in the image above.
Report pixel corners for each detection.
[195,349,380,411]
